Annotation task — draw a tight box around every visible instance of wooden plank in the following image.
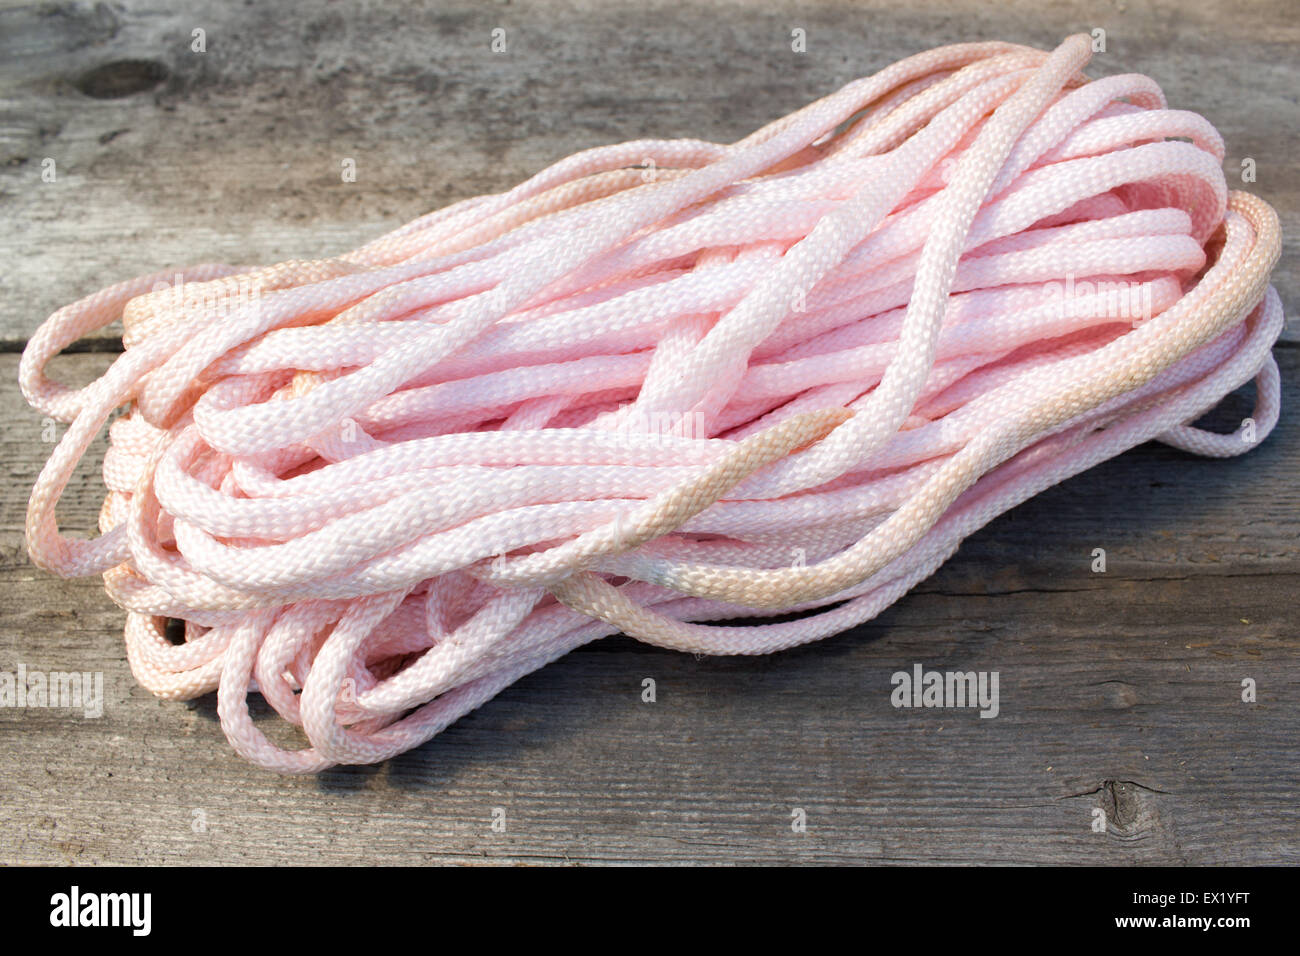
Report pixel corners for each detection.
[1,348,1296,864]
[1,0,1296,349]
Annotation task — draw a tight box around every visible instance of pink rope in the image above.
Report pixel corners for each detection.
[21,35,1283,771]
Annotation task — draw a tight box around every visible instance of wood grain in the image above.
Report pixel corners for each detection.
[1,0,1297,345]
[0,0,1296,865]
[2,347,1296,865]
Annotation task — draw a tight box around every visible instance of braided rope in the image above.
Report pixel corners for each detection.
[21,35,1283,771]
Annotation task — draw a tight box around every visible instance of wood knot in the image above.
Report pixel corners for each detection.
[75,59,168,99]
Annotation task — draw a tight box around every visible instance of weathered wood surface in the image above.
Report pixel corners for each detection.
[0,0,1296,345]
[0,0,1297,865]
[3,350,1297,866]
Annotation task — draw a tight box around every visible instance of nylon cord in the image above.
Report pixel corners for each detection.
[21,35,1283,771]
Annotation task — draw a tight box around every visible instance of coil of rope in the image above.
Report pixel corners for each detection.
[21,35,1283,771]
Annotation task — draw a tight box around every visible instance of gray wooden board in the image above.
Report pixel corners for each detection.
[2,347,1297,865]
[0,0,1297,864]
[0,0,1297,345]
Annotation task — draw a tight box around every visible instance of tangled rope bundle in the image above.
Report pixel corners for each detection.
[22,35,1283,771]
